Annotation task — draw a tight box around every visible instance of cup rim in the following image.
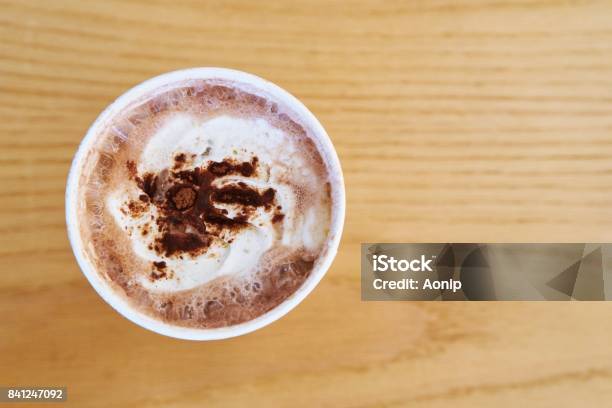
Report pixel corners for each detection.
[65,67,345,340]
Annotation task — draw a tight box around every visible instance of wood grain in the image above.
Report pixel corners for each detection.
[3,0,612,406]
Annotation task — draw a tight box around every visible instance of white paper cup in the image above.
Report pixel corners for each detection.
[65,68,345,340]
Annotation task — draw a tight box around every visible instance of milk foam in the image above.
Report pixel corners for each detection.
[108,113,329,293]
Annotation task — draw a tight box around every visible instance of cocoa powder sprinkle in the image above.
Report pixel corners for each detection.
[126,155,283,258]
[171,187,196,210]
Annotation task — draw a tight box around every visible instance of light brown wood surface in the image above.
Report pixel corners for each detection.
[3,0,612,406]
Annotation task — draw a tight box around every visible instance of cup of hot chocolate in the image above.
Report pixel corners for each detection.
[66,68,345,340]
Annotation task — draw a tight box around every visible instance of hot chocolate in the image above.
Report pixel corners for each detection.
[71,75,339,329]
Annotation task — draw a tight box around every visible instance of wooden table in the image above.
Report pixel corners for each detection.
[3,1,612,406]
